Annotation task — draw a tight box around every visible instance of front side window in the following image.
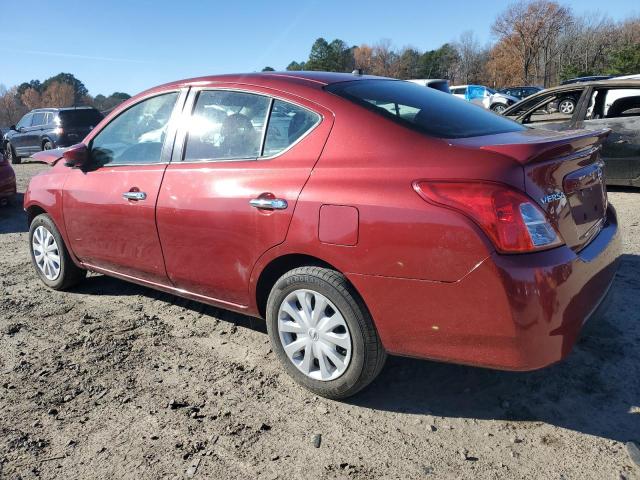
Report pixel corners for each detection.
[16,114,33,129]
[32,112,46,126]
[327,80,525,139]
[90,92,178,166]
[184,91,271,161]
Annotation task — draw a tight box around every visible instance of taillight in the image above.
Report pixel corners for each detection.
[414,181,563,253]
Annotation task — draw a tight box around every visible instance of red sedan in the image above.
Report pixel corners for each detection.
[25,72,620,399]
[0,152,16,206]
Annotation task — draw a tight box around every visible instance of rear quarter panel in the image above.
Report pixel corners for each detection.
[250,99,527,305]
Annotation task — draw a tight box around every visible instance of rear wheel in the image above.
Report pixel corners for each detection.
[266,266,386,399]
[491,103,507,114]
[43,140,53,151]
[6,143,21,164]
[29,214,86,290]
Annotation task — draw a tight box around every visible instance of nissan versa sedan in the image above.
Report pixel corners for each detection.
[25,72,620,399]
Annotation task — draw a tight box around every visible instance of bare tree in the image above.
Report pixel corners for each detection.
[492,1,572,86]
[371,39,399,77]
[41,82,74,108]
[21,88,42,111]
[0,87,26,126]
[455,31,488,84]
[353,44,375,73]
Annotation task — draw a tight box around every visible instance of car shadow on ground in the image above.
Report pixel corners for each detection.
[68,255,640,445]
[0,193,27,234]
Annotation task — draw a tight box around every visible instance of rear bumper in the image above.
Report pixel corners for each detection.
[347,205,621,370]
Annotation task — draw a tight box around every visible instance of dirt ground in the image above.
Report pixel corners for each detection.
[1,162,639,480]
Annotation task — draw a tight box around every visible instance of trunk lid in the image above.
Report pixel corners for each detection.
[452,128,610,252]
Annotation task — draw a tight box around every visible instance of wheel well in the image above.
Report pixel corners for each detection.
[255,254,337,318]
[26,205,47,225]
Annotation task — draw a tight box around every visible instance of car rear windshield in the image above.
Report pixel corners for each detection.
[58,109,104,128]
[325,79,525,139]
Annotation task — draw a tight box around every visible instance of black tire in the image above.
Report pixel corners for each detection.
[29,213,86,290]
[43,140,53,151]
[266,266,386,399]
[558,97,576,115]
[6,143,21,164]
[491,103,507,114]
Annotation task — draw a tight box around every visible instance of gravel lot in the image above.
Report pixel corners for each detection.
[1,162,639,480]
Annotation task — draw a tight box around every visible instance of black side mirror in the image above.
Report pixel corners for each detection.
[9,125,16,131]
[63,143,90,168]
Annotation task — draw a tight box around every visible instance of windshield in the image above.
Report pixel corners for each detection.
[58,109,104,128]
[326,79,525,139]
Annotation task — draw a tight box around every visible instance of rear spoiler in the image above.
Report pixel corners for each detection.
[31,148,66,166]
[477,129,610,165]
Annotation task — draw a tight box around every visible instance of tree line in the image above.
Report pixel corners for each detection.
[0,73,130,126]
[264,1,640,88]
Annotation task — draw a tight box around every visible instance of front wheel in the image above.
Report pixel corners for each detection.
[29,214,86,290]
[6,143,21,164]
[558,98,576,115]
[43,141,53,151]
[266,266,386,399]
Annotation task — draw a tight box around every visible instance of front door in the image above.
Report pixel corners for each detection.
[12,113,34,156]
[63,91,184,283]
[156,87,332,307]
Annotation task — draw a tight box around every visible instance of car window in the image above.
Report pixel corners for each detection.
[505,89,581,124]
[32,113,46,126]
[44,113,53,125]
[16,113,33,129]
[90,92,179,167]
[326,79,525,139]
[451,87,465,95]
[59,109,104,128]
[263,100,320,157]
[183,90,271,161]
[585,88,640,120]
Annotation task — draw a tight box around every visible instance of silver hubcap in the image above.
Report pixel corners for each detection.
[32,226,61,281]
[277,289,352,381]
[494,105,506,113]
[559,100,574,114]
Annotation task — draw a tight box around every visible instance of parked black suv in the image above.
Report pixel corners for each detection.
[3,107,103,164]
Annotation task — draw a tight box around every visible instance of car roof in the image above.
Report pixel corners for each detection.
[30,106,98,113]
[151,71,385,93]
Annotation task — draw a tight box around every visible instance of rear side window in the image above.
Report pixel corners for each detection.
[184,91,271,161]
[263,100,320,156]
[327,80,525,139]
[183,92,319,161]
[59,109,104,128]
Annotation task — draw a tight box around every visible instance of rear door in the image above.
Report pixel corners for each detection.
[156,86,333,307]
[577,86,640,184]
[63,90,186,283]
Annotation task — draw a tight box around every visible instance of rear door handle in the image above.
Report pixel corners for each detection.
[249,198,288,210]
[123,191,147,201]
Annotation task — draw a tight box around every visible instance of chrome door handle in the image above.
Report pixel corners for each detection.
[123,191,147,201]
[249,198,288,210]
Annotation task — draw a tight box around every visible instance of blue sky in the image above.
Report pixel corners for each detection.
[0,0,637,96]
